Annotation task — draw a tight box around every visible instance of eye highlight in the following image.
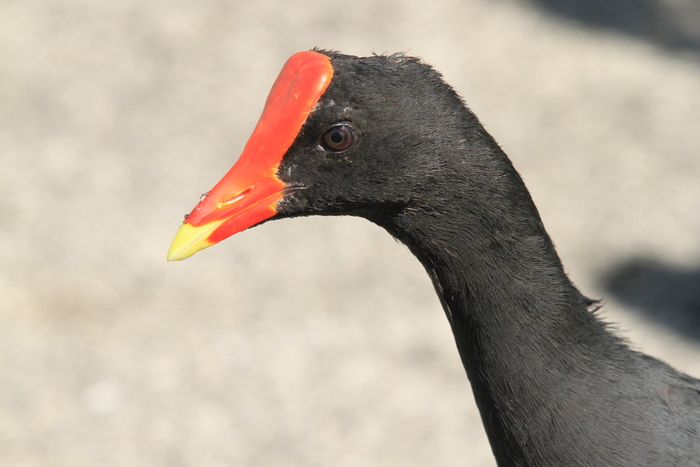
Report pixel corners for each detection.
[321,125,355,152]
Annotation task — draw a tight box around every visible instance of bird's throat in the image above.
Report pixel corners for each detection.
[368,167,624,465]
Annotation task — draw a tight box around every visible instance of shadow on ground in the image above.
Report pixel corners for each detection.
[528,0,700,50]
[601,258,700,341]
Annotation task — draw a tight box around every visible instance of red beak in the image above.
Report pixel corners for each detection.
[167,51,333,261]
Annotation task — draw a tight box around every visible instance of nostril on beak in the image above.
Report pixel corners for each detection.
[218,188,252,208]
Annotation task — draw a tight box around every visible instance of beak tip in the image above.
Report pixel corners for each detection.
[166,251,188,262]
[167,241,194,262]
[166,221,223,263]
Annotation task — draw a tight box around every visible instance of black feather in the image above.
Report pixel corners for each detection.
[269,50,700,465]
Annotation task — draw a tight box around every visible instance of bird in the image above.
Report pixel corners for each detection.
[167,50,700,466]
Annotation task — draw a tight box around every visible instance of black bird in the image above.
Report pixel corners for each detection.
[168,50,700,466]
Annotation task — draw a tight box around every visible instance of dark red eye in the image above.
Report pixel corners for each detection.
[321,125,355,152]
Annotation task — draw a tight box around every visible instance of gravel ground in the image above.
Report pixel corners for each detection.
[2,1,700,466]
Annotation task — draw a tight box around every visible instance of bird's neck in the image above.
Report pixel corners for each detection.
[368,151,629,464]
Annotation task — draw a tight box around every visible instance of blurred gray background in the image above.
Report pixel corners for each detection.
[2,1,700,466]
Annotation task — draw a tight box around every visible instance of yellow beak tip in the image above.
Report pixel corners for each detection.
[166,249,191,262]
[166,220,225,262]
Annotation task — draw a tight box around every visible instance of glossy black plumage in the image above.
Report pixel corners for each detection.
[269,50,700,465]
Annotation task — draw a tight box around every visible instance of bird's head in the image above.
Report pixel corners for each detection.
[167,49,479,261]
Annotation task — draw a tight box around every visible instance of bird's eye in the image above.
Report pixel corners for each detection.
[321,125,355,152]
